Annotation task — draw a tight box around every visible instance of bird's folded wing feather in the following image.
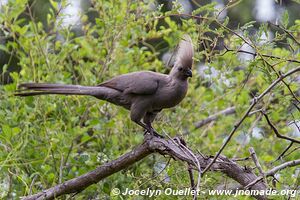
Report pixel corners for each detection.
[98,71,162,95]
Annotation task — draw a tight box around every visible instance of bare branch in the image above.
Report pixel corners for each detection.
[232,157,251,162]
[272,142,294,163]
[267,159,300,176]
[246,159,300,189]
[262,112,300,144]
[293,102,300,112]
[23,135,268,200]
[282,146,300,159]
[194,106,236,129]
[249,147,264,177]
[194,107,263,129]
[188,165,197,200]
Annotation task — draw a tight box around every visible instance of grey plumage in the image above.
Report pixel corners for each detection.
[16,35,194,137]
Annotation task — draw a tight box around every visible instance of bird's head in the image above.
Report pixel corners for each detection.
[169,35,194,80]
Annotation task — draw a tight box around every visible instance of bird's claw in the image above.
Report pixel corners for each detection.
[143,128,164,138]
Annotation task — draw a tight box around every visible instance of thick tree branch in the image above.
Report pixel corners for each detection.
[23,135,268,200]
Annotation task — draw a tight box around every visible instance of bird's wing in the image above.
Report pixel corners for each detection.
[98,71,163,95]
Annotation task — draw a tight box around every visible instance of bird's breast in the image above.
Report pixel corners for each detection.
[152,81,188,110]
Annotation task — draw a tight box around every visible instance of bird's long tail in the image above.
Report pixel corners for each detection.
[15,83,101,97]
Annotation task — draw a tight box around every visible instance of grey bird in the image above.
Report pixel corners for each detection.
[16,35,194,137]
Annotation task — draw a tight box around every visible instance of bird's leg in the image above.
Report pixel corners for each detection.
[136,121,152,134]
[142,112,164,138]
[131,110,164,138]
[144,121,164,138]
[135,121,148,131]
[136,121,164,138]
[145,122,154,135]
[145,122,154,136]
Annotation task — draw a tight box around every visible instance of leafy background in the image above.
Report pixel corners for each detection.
[0,0,300,199]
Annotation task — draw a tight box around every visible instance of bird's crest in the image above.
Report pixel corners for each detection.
[174,35,194,69]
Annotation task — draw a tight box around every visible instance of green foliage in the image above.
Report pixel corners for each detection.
[0,0,300,199]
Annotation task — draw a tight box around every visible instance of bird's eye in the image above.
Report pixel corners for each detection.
[178,67,183,71]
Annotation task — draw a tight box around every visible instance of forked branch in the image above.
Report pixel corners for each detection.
[23,135,268,200]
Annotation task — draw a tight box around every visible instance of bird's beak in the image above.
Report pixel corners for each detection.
[186,69,192,77]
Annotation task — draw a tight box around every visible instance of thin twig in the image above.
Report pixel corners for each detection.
[262,112,300,144]
[194,107,264,130]
[232,156,251,162]
[223,46,300,64]
[138,158,171,187]
[59,155,64,184]
[272,142,294,163]
[249,147,264,177]
[259,55,300,104]
[249,147,267,186]
[290,113,300,133]
[29,174,38,195]
[293,102,300,112]
[26,3,51,69]
[268,21,300,46]
[282,146,300,159]
[64,141,73,167]
[188,164,197,200]
[163,131,202,194]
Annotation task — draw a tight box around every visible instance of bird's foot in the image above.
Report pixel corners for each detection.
[150,127,164,138]
[143,128,164,138]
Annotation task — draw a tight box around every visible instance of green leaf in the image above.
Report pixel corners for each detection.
[192,2,217,15]
[241,21,256,30]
